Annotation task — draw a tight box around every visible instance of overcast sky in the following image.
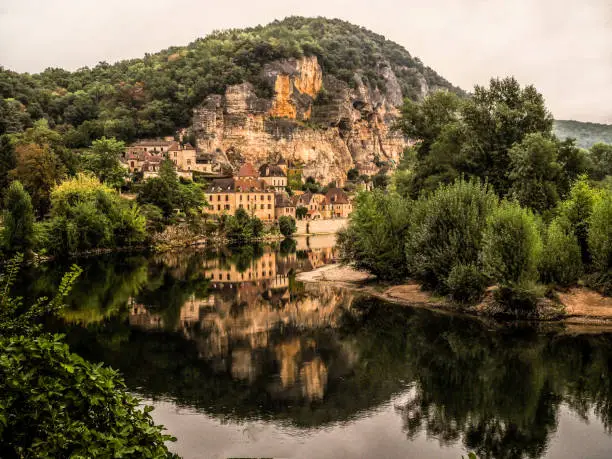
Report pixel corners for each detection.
[1,0,610,123]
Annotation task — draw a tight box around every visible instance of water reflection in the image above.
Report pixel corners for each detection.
[23,238,612,458]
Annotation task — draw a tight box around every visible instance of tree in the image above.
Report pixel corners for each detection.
[45,174,146,255]
[338,190,413,281]
[296,206,308,219]
[405,179,498,291]
[539,217,582,286]
[225,208,264,243]
[0,134,16,196]
[507,133,561,213]
[278,215,297,237]
[10,143,66,216]
[481,202,543,287]
[347,168,359,181]
[588,192,612,277]
[589,143,612,181]
[1,181,35,254]
[81,136,127,188]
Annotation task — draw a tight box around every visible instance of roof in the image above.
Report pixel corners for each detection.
[277,158,287,165]
[236,163,258,178]
[131,139,175,147]
[259,164,286,177]
[326,188,350,204]
[207,178,235,192]
[207,177,273,193]
[275,193,295,208]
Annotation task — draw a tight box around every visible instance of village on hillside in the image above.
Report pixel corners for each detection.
[120,138,366,221]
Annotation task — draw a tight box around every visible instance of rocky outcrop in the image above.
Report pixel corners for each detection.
[192,56,413,184]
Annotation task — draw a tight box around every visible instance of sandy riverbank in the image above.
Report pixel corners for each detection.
[297,264,612,328]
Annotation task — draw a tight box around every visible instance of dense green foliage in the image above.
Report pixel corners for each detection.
[1,181,35,254]
[337,190,412,281]
[396,77,588,211]
[0,258,176,457]
[43,174,147,255]
[588,192,612,293]
[539,218,583,286]
[554,119,612,149]
[480,202,543,286]
[405,179,498,291]
[223,208,264,243]
[137,159,205,220]
[0,17,459,146]
[278,215,297,237]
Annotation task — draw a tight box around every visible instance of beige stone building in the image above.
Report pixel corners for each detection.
[275,193,296,219]
[259,164,287,191]
[206,175,276,221]
[168,142,197,172]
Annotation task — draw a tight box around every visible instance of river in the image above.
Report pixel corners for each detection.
[17,235,612,459]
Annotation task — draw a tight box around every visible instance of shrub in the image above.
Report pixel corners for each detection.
[405,178,498,291]
[1,181,35,254]
[480,201,543,286]
[225,208,264,243]
[0,335,177,458]
[337,190,412,281]
[557,176,602,265]
[278,215,297,237]
[44,174,146,255]
[539,218,583,286]
[445,263,488,304]
[588,192,612,292]
[493,282,545,314]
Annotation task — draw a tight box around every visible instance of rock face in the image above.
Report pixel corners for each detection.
[193,56,412,184]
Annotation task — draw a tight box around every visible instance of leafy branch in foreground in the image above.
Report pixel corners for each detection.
[0,255,179,458]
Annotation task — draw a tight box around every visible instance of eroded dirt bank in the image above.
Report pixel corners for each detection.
[297,264,612,329]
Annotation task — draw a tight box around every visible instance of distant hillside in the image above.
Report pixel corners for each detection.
[554,120,612,148]
[0,16,462,147]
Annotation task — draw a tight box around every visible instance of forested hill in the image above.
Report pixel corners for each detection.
[553,120,612,149]
[0,17,462,147]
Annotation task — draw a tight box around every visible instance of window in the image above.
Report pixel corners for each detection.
[261,195,264,200]
[268,195,271,201]
[225,204,230,210]
[260,204,264,210]
[268,204,271,209]
[225,195,229,201]
[174,152,177,157]
[227,273,230,280]
[217,205,221,210]
[217,195,221,201]
[130,161,134,167]
[187,159,191,165]
[240,195,243,201]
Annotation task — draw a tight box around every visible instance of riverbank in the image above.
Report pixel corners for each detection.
[297,264,612,327]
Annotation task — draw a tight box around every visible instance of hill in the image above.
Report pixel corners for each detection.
[553,120,612,149]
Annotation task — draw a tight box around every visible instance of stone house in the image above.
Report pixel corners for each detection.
[206,176,276,221]
[275,193,296,219]
[325,188,352,218]
[259,164,287,191]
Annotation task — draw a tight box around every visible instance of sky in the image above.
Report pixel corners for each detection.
[1,0,610,123]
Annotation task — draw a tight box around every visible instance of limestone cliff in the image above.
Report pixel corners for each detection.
[193,56,413,184]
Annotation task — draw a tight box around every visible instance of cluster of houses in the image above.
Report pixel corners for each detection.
[206,162,352,221]
[121,138,353,221]
[122,139,220,180]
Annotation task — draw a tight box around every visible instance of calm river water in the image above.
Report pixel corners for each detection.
[19,235,612,459]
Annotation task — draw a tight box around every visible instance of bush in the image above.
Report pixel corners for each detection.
[44,174,146,255]
[405,178,498,291]
[1,181,35,254]
[278,215,297,237]
[225,208,264,243]
[480,201,543,286]
[337,190,412,281]
[588,192,612,292]
[557,176,602,265]
[493,283,544,314]
[0,335,177,458]
[445,263,488,304]
[539,218,583,286]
